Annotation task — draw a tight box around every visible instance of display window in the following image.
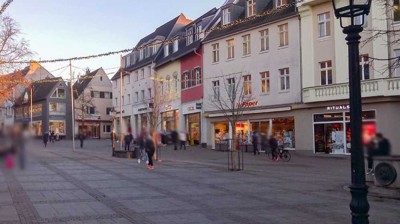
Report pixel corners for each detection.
[214,122,229,143]
[161,110,179,131]
[187,113,200,145]
[49,120,65,135]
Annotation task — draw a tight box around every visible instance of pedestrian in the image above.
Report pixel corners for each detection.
[145,136,155,170]
[366,138,376,174]
[43,132,49,148]
[111,131,117,156]
[124,132,133,151]
[171,130,178,150]
[78,131,85,148]
[252,131,259,155]
[367,133,391,174]
[268,134,278,161]
[260,132,268,152]
[50,131,55,143]
[179,131,187,150]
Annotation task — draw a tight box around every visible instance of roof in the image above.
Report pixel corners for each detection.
[15,77,64,105]
[73,68,101,98]
[155,8,218,68]
[112,14,192,80]
[203,3,297,43]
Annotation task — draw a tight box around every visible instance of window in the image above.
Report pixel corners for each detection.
[141,90,145,101]
[135,71,139,81]
[320,61,333,85]
[104,92,111,99]
[164,44,170,57]
[227,39,235,59]
[127,94,131,104]
[279,68,290,91]
[195,67,202,84]
[278,24,289,47]
[125,74,130,84]
[173,39,179,52]
[222,8,231,25]
[103,124,112,133]
[395,50,400,77]
[212,80,220,100]
[260,71,270,94]
[186,28,193,45]
[148,88,152,99]
[360,55,370,80]
[243,75,252,95]
[260,29,269,52]
[139,48,144,60]
[147,46,152,58]
[100,76,103,81]
[227,77,235,97]
[153,42,160,55]
[394,0,400,22]
[195,24,202,41]
[106,108,113,115]
[100,92,105,98]
[115,97,118,106]
[212,43,219,63]
[173,73,178,92]
[87,106,95,115]
[318,12,331,38]
[141,68,145,79]
[135,92,139,102]
[147,66,152,77]
[242,34,251,56]
[130,53,136,65]
[51,88,66,99]
[276,0,287,7]
[91,91,100,98]
[247,0,256,17]
[49,103,66,115]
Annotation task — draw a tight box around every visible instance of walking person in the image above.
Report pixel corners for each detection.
[111,131,117,156]
[43,132,49,148]
[260,132,268,153]
[367,133,391,174]
[252,131,259,155]
[179,131,187,150]
[171,130,178,150]
[78,131,85,148]
[268,134,278,161]
[124,131,133,151]
[145,135,155,170]
[50,131,55,143]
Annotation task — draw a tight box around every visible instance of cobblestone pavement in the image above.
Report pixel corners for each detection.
[0,139,399,224]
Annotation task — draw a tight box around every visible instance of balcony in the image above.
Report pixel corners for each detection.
[303,77,400,103]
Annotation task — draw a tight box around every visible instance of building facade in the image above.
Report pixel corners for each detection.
[297,0,400,154]
[203,0,301,149]
[74,68,113,139]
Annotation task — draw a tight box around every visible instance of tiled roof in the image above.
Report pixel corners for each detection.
[73,68,101,98]
[203,3,297,43]
[15,77,64,105]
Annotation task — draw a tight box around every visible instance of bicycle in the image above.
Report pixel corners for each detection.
[266,146,291,162]
[137,148,149,164]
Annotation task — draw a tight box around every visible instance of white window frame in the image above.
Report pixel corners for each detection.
[212,80,220,100]
[279,68,290,91]
[227,39,235,60]
[260,71,270,94]
[243,74,252,95]
[148,88,152,99]
[51,88,66,99]
[195,24,202,41]
[139,48,144,60]
[242,34,251,56]
[127,94,131,105]
[212,43,220,63]
[227,77,235,97]
[395,49,400,77]
[318,12,331,38]
[360,55,370,80]
[320,61,333,85]
[141,68,145,79]
[222,8,231,25]
[278,24,289,47]
[186,28,193,45]
[135,92,139,103]
[141,90,145,101]
[247,0,256,17]
[260,29,269,52]
[173,39,179,52]
[164,44,169,57]
[135,71,139,81]
[276,0,287,8]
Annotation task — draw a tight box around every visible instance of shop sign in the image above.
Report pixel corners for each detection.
[327,105,350,111]
[164,105,173,111]
[138,108,147,112]
[188,106,195,111]
[237,101,258,108]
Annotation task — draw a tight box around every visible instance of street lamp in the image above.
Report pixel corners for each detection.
[332,0,372,223]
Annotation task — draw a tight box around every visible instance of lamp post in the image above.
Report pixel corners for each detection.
[332,0,372,223]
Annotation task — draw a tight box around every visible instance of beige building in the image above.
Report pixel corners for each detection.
[74,68,113,139]
[297,0,400,154]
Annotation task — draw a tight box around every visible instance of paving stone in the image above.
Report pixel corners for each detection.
[0,205,19,222]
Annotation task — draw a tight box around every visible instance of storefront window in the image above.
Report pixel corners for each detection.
[215,122,229,143]
[187,113,200,145]
[49,120,65,135]
[314,123,345,154]
[272,118,295,148]
[162,110,179,131]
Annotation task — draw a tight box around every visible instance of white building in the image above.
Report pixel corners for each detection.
[203,0,301,149]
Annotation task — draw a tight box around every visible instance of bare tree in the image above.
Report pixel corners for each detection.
[0,16,32,104]
[74,87,95,135]
[208,72,253,170]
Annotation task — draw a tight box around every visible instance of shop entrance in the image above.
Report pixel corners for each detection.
[314,123,345,154]
[186,113,200,145]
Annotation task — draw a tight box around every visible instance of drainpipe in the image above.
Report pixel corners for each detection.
[298,9,303,104]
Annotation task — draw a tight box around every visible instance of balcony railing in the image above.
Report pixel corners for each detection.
[303,77,400,103]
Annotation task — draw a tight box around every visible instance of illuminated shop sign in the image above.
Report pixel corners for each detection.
[327,105,350,111]
[237,101,258,108]
[164,105,173,111]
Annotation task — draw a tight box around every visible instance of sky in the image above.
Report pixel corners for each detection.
[7,0,224,79]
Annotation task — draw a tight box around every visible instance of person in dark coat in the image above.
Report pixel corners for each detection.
[366,133,391,174]
[260,133,268,152]
[171,130,179,150]
[50,131,55,143]
[43,132,49,147]
[78,131,85,148]
[268,135,278,161]
[124,132,133,151]
[145,137,155,169]
[252,131,259,155]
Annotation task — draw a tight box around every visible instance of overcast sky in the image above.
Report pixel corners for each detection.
[7,0,224,79]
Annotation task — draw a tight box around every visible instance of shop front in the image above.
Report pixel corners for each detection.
[161,109,179,131]
[49,119,66,136]
[313,110,376,154]
[182,102,202,145]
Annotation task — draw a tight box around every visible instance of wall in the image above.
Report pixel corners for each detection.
[181,50,204,103]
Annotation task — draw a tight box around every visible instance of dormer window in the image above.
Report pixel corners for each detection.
[222,8,231,25]
[130,53,136,65]
[153,42,160,55]
[139,48,144,60]
[164,44,170,57]
[51,88,66,99]
[186,28,193,45]
[195,24,202,41]
[247,0,256,17]
[173,39,179,52]
[276,0,287,8]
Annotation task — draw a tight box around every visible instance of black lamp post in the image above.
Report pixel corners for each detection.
[332,0,372,223]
